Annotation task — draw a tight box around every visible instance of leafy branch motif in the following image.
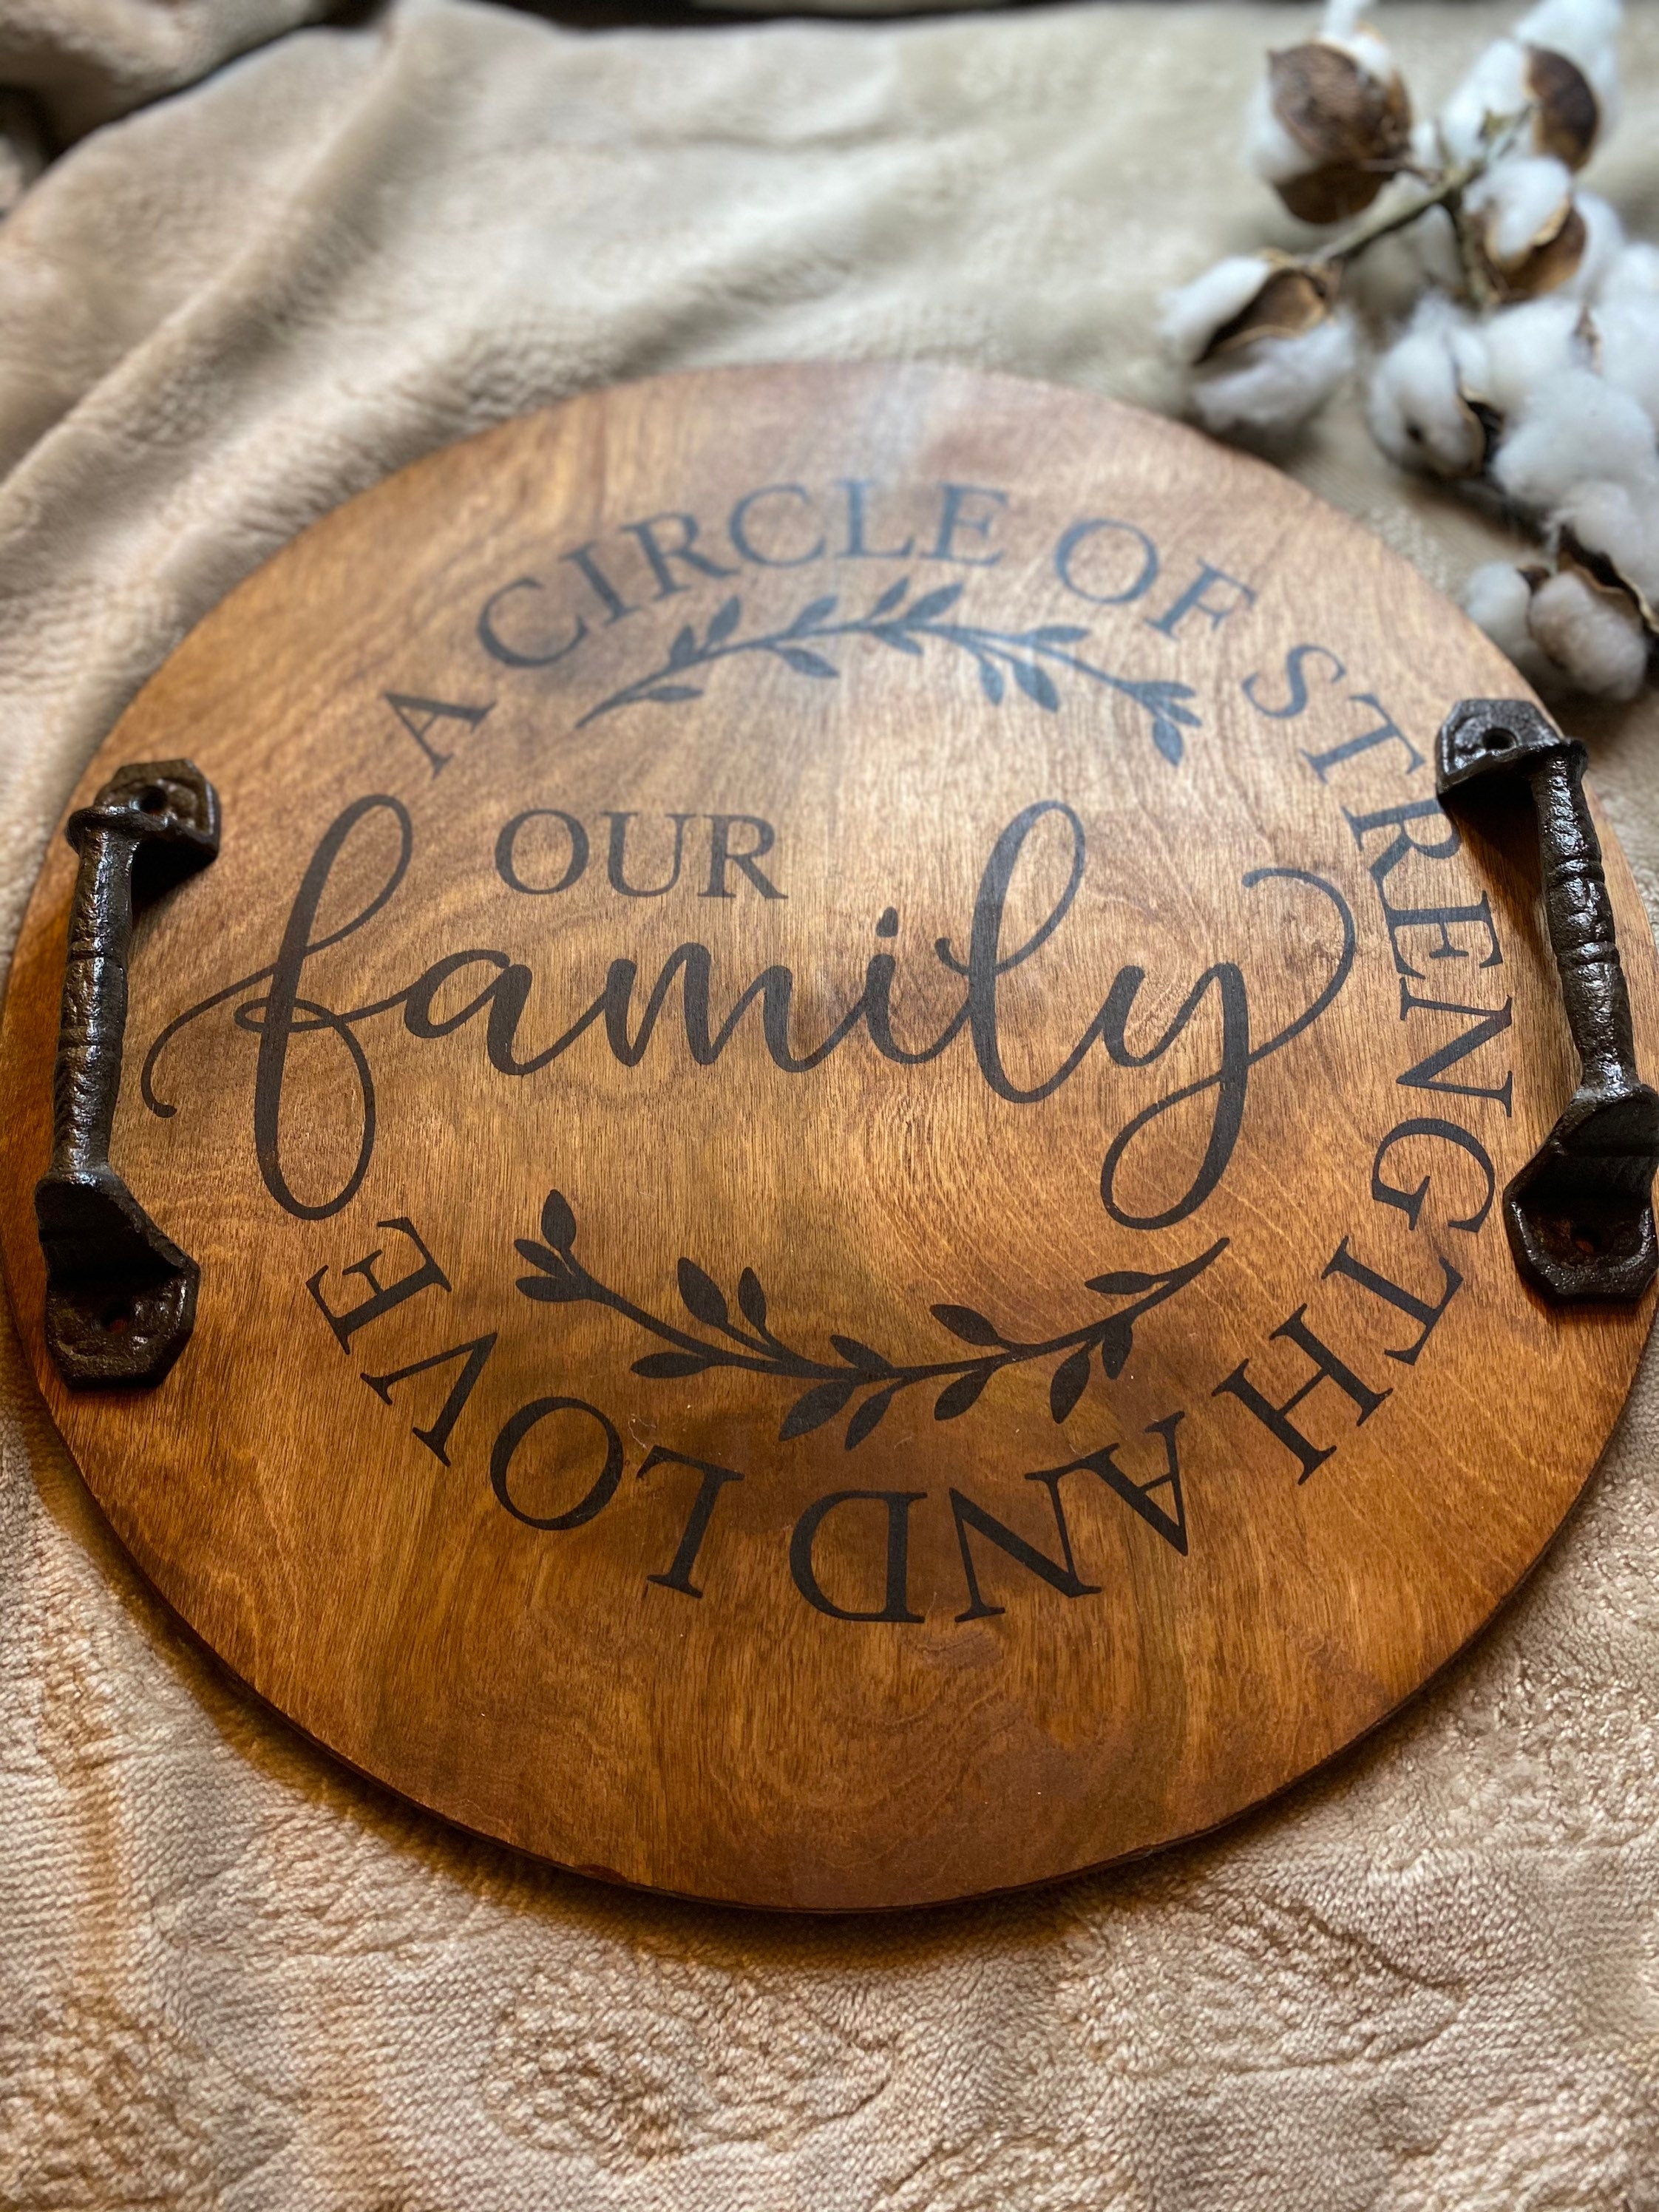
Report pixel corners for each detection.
[574,578,1203,765]
[515,1189,1225,1452]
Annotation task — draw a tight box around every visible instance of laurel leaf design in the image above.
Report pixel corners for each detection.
[934,1368,994,1421]
[1050,1346,1091,1423]
[830,1335,892,1374]
[540,1190,577,1249]
[677,1258,729,1329]
[515,1238,564,1272]
[781,1376,859,1439]
[929,1303,1004,1347]
[705,597,742,646]
[1099,1315,1136,1379]
[1010,658,1060,710]
[516,1270,584,1303]
[633,1351,713,1380]
[906,583,965,623]
[845,1387,899,1450]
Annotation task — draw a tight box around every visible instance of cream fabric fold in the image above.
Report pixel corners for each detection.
[3,5,1658,2205]
[0,0,335,142]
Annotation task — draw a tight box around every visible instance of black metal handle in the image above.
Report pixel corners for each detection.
[1528,745,1635,1088]
[34,760,220,1385]
[1438,699,1659,1302]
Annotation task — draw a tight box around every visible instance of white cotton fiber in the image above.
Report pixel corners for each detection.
[1334,25,1396,88]
[1192,316,1356,434]
[1554,478,1659,607]
[1402,203,1466,294]
[1526,568,1649,698]
[1595,296,1659,430]
[1598,241,1659,306]
[1158,257,1274,364]
[1441,1,1618,166]
[1243,78,1312,187]
[1480,298,1586,418]
[1440,40,1532,165]
[1470,155,1575,267]
[1562,194,1626,299]
[1516,0,1621,125]
[1365,298,1490,475]
[1492,367,1659,510]
[1462,562,1553,684]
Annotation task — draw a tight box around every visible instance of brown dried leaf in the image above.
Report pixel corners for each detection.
[1268,39,1411,221]
[1558,527,1659,638]
[1482,196,1586,302]
[1278,160,1391,225]
[1198,261,1340,362]
[1527,45,1600,170]
[1462,390,1504,474]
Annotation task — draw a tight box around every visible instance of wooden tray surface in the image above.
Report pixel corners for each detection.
[2,363,1652,1910]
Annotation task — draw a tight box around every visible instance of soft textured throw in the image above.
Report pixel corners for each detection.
[2,4,1658,2205]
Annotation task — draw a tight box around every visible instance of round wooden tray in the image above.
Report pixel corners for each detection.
[2,363,1654,1910]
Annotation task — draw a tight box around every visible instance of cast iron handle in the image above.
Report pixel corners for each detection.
[34,760,220,1385]
[1438,698,1659,1301]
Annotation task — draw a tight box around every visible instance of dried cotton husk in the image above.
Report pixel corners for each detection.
[1469,156,1587,301]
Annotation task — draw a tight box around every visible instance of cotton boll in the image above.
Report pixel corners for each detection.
[1554,478,1659,611]
[1516,0,1621,138]
[1480,298,1587,418]
[1468,156,1590,300]
[1158,257,1279,364]
[1462,562,1555,684]
[1192,315,1357,434]
[1463,556,1649,701]
[1252,21,1411,223]
[1366,299,1492,476]
[1493,367,1659,510]
[1470,155,1573,265]
[1593,296,1659,430]
[1443,1,1619,170]
[1526,567,1650,698]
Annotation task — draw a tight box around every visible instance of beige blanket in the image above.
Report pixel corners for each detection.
[4,4,1659,2203]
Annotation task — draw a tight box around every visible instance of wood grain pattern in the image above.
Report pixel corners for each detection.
[1,363,1653,1911]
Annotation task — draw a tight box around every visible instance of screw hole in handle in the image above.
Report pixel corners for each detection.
[33,759,220,1387]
